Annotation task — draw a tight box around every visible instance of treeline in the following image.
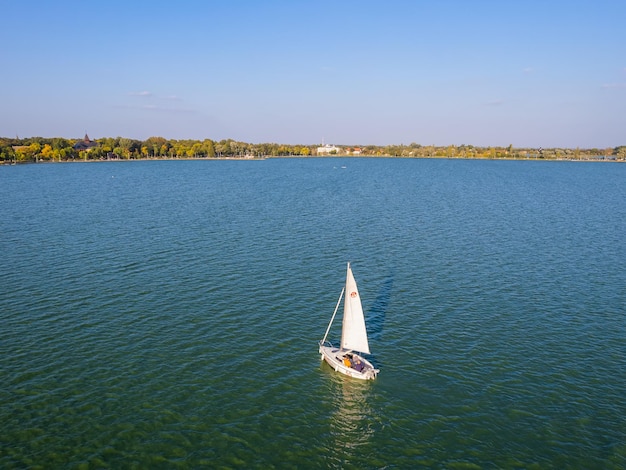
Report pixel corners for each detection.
[1,136,625,163]
[0,136,311,162]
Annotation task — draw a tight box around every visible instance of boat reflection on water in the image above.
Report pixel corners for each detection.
[323,368,376,462]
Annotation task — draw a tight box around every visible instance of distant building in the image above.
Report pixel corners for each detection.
[73,134,98,151]
[317,144,341,155]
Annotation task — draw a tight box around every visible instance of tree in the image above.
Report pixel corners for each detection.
[51,138,70,150]
[216,140,233,157]
[119,137,132,150]
[174,142,190,158]
[40,144,54,160]
[145,136,167,157]
[29,142,41,158]
[203,139,215,158]
[14,143,39,162]
[114,146,128,159]
[190,142,202,157]
[0,143,15,162]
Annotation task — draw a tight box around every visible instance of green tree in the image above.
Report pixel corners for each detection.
[51,138,70,150]
[216,140,233,157]
[203,139,215,158]
[0,143,15,162]
[145,136,167,157]
[113,146,128,159]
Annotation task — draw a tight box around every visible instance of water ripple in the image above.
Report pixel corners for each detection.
[1,159,625,468]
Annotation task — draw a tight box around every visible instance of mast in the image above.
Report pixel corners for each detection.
[321,287,344,345]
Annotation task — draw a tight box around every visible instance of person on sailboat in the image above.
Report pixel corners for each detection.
[353,358,364,372]
[343,355,352,368]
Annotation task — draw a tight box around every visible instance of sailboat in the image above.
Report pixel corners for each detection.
[319,263,379,380]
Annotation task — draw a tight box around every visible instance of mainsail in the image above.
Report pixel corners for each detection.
[340,263,371,354]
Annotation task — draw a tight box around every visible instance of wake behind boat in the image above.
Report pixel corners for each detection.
[319,263,379,380]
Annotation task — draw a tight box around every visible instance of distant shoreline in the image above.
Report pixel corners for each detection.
[2,155,624,165]
[4,136,624,162]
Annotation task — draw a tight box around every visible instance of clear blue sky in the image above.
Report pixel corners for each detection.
[2,0,625,148]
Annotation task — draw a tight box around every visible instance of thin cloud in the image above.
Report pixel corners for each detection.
[120,90,190,112]
[140,104,195,113]
[113,104,195,113]
[601,83,626,89]
[128,91,184,101]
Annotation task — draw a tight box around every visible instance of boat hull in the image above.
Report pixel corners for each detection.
[319,343,379,380]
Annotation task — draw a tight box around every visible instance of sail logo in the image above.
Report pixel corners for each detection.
[350,291,357,298]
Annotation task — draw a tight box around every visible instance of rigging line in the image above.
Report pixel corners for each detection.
[321,287,344,345]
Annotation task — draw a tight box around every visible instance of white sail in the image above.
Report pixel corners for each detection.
[340,263,371,354]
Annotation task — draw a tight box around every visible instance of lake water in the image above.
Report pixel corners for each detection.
[1,158,625,469]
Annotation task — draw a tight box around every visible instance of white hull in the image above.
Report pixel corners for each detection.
[319,342,379,380]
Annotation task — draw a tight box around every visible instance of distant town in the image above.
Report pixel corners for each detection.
[2,135,624,163]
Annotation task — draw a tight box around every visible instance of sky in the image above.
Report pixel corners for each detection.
[2,0,625,148]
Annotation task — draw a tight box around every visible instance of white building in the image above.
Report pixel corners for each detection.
[317,144,342,155]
